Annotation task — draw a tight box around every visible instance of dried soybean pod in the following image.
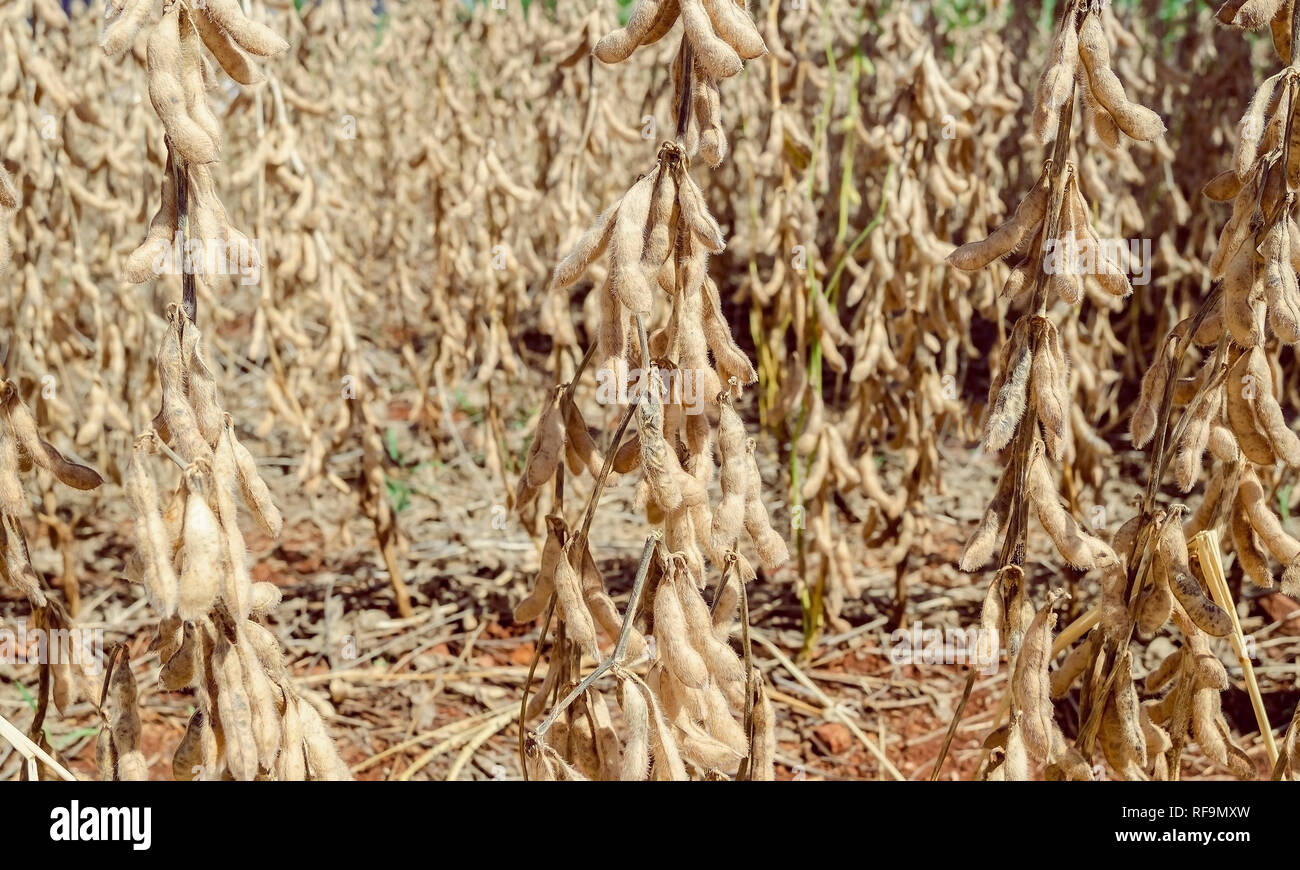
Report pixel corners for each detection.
[555,546,600,660]
[1011,591,1060,761]
[594,0,666,63]
[126,441,180,615]
[1231,493,1276,588]
[1030,319,1067,460]
[1236,71,1283,177]
[515,386,565,509]
[1136,572,1174,638]
[1028,449,1100,570]
[1145,648,1184,694]
[200,0,289,57]
[1172,387,1222,492]
[637,680,688,781]
[227,423,283,537]
[1168,571,1234,639]
[295,696,351,780]
[515,518,562,623]
[678,172,726,253]
[1032,15,1078,142]
[551,201,620,291]
[749,676,777,781]
[1265,223,1300,343]
[212,631,258,781]
[617,678,651,781]
[108,654,148,781]
[1077,11,1164,141]
[1130,351,1171,448]
[159,621,197,691]
[1098,649,1147,778]
[1225,347,1276,465]
[608,168,658,316]
[147,6,219,165]
[124,155,179,283]
[642,0,682,45]
[984,319,1031,452]
[101,0,151,57]
[1245,346,1300,465]
[1204,169,1245,201]
[192,2,263,85]
[680,0,743,79]
[1240,471,1300,564]
[276,688,307,781]
[1,383,103,489]
[654,569,709,688]
[236,630,280,771]
[1050,632,1095,698]
[178,463,222,622]
[562,400,604,479]
[960,464,1015,572]
[740,438,788,570]
[702,0,765,59]
[179,6,222,153]
[947,169,1049,270]
[173,710,206,781]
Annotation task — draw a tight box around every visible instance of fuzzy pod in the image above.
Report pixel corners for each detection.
[100,0,151,57]
[192,2,264,85]
[637,679,688,781]
[236,629,281,771]
[555,546,600,661]
[1,383,103,490]
[515,386,566,509]
[107,655,148,780]
[1240,471,1300,565]
[226,425,283,538]
[1032,16,1078,142]
[124,157,179,284]
[295,696,352,781]
[680,0,743,79]
[948,170,1049,271]
[551,201,620,291]
[515,517,563,624]
[702,0,766,59]
[960,463,1015,572]
[1029,319,1067,460]
[1050,631,1095,699]
[1028,448,1100,570]
[1231,492,1275,588]
[594,0,668,63]
[200,0,289,57]
[678,172,726,253]
[147,7,220,165]
[1011,592,1061,762]
[1172,387,1222,492]
[1225,347,1276,465]
[159,621,198,691]
[178,464,223,622]
[1243,346,1300,466]
[654,570,709,688]
[608,168,659,316]
[740,438,789,570]
[1077,12,1165,141]
[173,710,207,781]
[617,679,651,781]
